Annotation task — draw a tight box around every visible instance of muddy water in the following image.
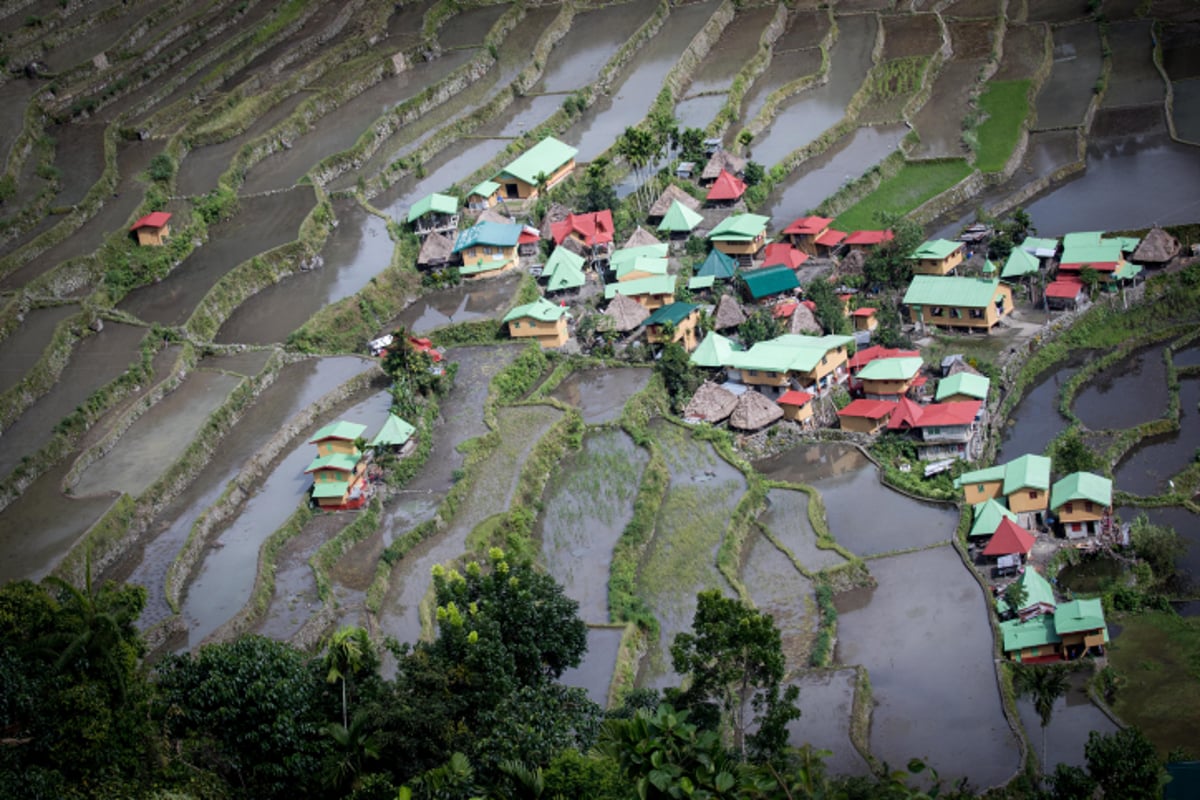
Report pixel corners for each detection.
[1034,22,1102,130]
[71,370,243,498]
[742,528,814,668]
[755,441,867,485]
[1115,377,1200,495]
[674,94,727,130]
[436,4,506,49]
[739,13,877,168]
[0,304,78,395]
[47,122,108,208]
[786,670,870,777]
[1101,20,1162,109]
[182,388,394,647]
[216,199,393,345]
[117,356,377,628]
[1175,344,1200,367]
[0,138,160,291]
[1015,671,1118,770]
[1073,344,1168,430]
[760,125,907,224]
[240,49,479,195]
[255,512,343,641]
[535,3,654,94]
[548,367,651,424]
[911,60,985,158]
[637,419,744,690]
[687,7,777,95]
[561,625,623,707]
[393,272,523,336]
[836,547,1020,787]
[737,11,828,125]
[376,135,511,218]
[39,2,152,72]
[175,91,311,197]
[0,322,148,481]
[759,488,847,572]
[563,1,718,162]
[375,404,562,648]
[996,351,1091,463]
[119,186,315,326]
[537,429,647,623]
[1172,80,1200,142]
[0,78,34,160]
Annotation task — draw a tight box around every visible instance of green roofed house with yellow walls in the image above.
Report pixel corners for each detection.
[708,213,769,265]
[903,275,1013,332]
[407,192,458,238]
[936,372,990,403]
[494,136,578,200]
[467,180,501,211]
[306,421,369,510]
[909,239,965,275]
[453,221,524,278]
[503,297,570,348]
[541,248,587,295]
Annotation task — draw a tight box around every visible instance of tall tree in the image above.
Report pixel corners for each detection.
[670,591,801,759]
[805,278,851,335]
[1084,727,1165,800]
[1003,580,1028,617]
[1014,664,1070,775]
[863,214,924,290]
[616,126,659,211]
[324,625,374,729]
[738,309,784,347]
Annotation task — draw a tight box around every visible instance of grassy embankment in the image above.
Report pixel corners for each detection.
[832,158,973,231]
[972,80,1032,173]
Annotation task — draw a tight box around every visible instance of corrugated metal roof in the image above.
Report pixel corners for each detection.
[708,213,769,241]
[407,192,457,222]
[503,297,568,323]
[903,275,1004,308]
[741,265,799,299]
[498,136,577,184]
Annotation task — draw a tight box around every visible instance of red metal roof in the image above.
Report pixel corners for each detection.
[1058,261,1118,272]
[519,224,540,245]
[886,397,980,430]
[783,215,833,236]
[848,345,920,371]
[837,398,896,420]
[705,170,747,201]
[762,242,808,269]
[800,299,816,311]
[130,211,172,231]
[778,389,814,407]
[851,307,877,317]
[814,229,847,246]
[843,229,893,246]
[982,518,1036,557]
[1045,279,1086,299]
[772,300,798,318]
[550,210,614,246]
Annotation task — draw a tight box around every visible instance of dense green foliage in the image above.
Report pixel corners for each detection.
[834,160,972,232]
[973,81,1031,173]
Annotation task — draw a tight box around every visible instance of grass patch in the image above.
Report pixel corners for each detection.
[1107,610,1200,756]
[974,80,1031,173]
[833,159,972,231]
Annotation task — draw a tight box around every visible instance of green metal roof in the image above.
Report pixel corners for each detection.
[695,248,737,279]
[690,331,741,367]
[470,180,500,198]
[645,302,698,327]
[1002,453,1052,494]
[604,274,677,299]
[1110,235,1140,253]
[498,136,578,185]
[741,265,800,299]
[1050,471,1112,510]
[616,255,669,280]
[728,334,851,373]
[903,275,1004,309]
[658,200,703,233]
[936,372,990,401]
[611,243,669,268]
[955,464,1006,487]
[371,414,415,447]
[544,248,587,291]
[1060,241,1123,266]
[503,297,568,323]
[688,274,716,290]
[309,421,366,443]
[407,192,457,223]
[910,239,962,260]
[970,498,1017,538]
[305,453,360,474]
[857,356,923,381]
[453,221,523,253]
[1062,231,1103,249]
[1000,615,1061,653]
[708,213,769,241]
[312,480,350,499]
[998,567,1057,615]
[1021,237,1058,255]
[1054,598,1108,636]
[1113,260,1143,280]
[1001,248,1039,279]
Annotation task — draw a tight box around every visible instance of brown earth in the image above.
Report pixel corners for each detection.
[948,19,997,58]
[880,14,943,60]
[945,0,1002,18]
[993,23,1047,81]
[1026,0,1091,23]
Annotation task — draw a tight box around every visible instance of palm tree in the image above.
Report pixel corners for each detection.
[1015,664,1071,775]
[325,712,382,793]
[324,625,372,729]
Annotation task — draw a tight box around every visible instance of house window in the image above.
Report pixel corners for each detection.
[1028,491,1037,499]
[931,307,944,317]
[1065,502,1073,513]
[950,308,963,319]
[970,308,984,319]
[821,356,828,365]
[1085,501,1093,513]
[977,485,986,493]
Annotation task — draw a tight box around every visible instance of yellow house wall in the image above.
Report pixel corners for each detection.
[1010,643,1059,661]
[1008,488,1049,513]
[714,234,765,257]
[942,392,981,404]
[501,160,575,200]
[782,403,814,423]
[789,232,822,255]
[646,313,700,351]
[862,377,913,396]
[468,192,498,209]
[508,317,568,348]
[961,480,1004,503]
[460,244,518,276]
[136,225,170,246]
[742,370,790,388]
[631,291,673,311]
[1056,502,1106,523]
[797,346,848,385]
[913,284,1013,330]
[853,316,878,332]
[317,440,359,457]
[911,249,964,275]
[840,414,887,434]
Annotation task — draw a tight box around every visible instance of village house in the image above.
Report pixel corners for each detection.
[495,136,578,200]
[1044,277,1088,310]
[1049,471,1113,538]
[740,264,800,303]
[371,414,416,457]
[644,302,701,351]
[1004,453,1052,523]
[782,215,846,257]
[604,274,676,310]
[705,169,747,207]
[856,356,925,400]
[725,333,852,397]
[762,242,808,271]
[658,200,704,243]
[848,345,921,376]
[648,183,701,225]
[903,275,1013,331]
[708,213,769,265]
[1001,247,1040,283]
[851,307,877,333]
[886,397,984,460]
[683,381,737,423]
[955,463,1007,504]
[467,180,502,211]
[130,211,172,246]
[777,389,816,427]
[999,566,1057,621]
[417,231,454,270]
[982,517,1036,565]
[700,149,746,186]
[552,210,615,266]
[503,297,570,349]
[611,243,670,282]
[541,248,587,294]
[730,389,784,432]
[603,292,650,334]
[970,498,1017,540]
[407,192,459,238]
[694,248,738,282]
[305,421,368,510]
[1000,597,1109,663]
[909,239,965,275]
[1131,226,1181,268]
[842,229,893,254]
[935,372,990,404]
[690,330,742,370]
[999,615,1061,664]
[837,398,895,433]
[453,220,523,278]
[1020,236,1060,263]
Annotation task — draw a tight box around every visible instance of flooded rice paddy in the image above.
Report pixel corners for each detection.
[741,527,815,667]
[0,304,78,396]
[561,625,624,707]
[391,272,522,336]
[759,488,848,572]
[996,351,1091,463]
[1034,22,1103,130]
[1072,344,1169,431]
[786,670,871,777]
[548,367,651,424]
[1015,670,1118,770]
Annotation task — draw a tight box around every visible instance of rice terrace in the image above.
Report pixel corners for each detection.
[1,0,1199,797]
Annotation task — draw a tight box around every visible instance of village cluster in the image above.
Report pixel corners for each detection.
[294,134,1184,664]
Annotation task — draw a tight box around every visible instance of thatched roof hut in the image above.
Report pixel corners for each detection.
[729,389,783,431]
[540,202,572,240]
[605,292,650,332]
[836,248,866,278]
[1132,226,1180,265]
[558,235,587,258]
[477,208,513,225]
[788,303,822,335]
[648,183,701,220]
[623,226,661,249]
[684,381,737,422]
[417,232,454,268]
[713,293,747,330]
[946,358,983,378]
[701,151,747,185]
